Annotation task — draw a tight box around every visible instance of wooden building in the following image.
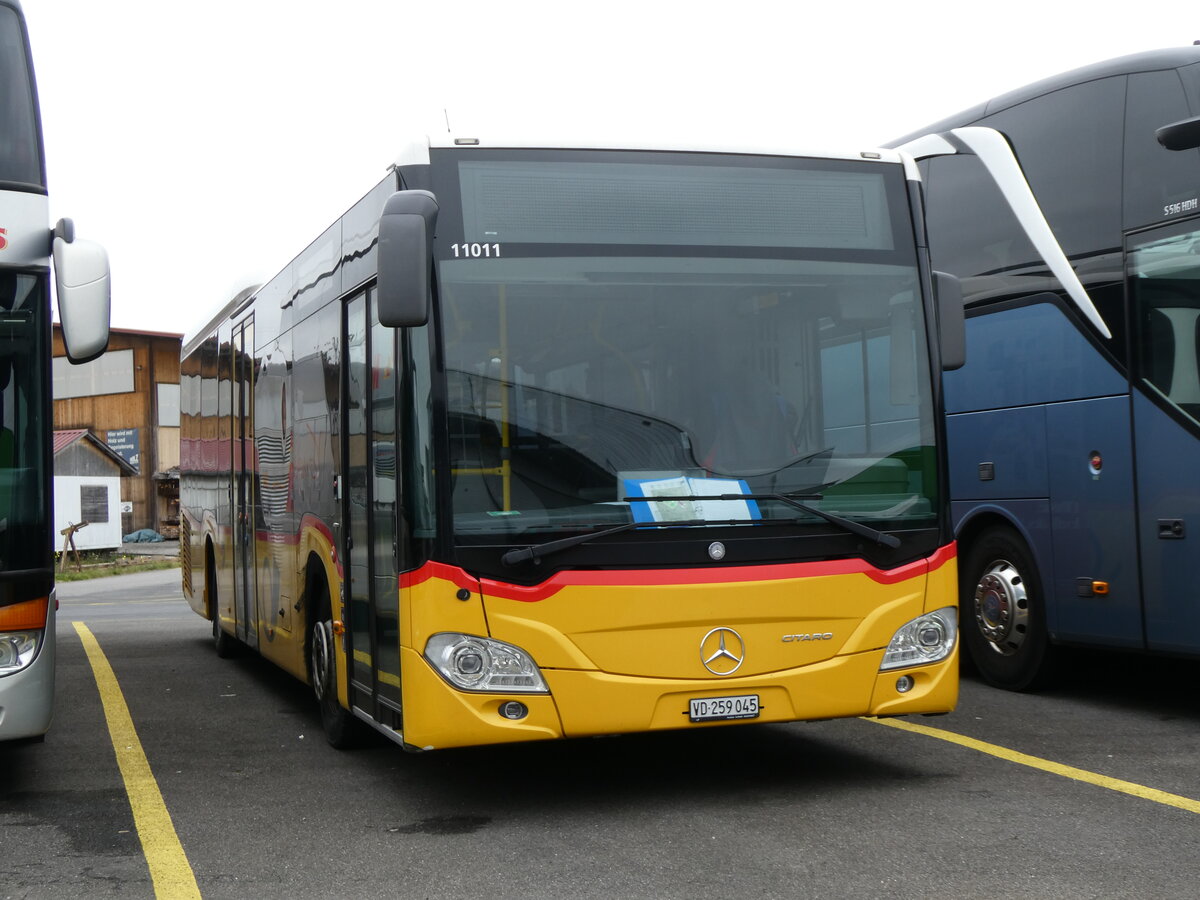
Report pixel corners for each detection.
[52,429,138,551]
[52,325,183,537]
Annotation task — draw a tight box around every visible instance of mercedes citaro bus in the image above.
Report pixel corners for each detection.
[180,131,1080,750]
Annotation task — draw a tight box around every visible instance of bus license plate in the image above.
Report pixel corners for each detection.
[689,694,759,722]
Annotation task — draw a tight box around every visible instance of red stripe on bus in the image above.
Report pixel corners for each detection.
[400,544,956,603]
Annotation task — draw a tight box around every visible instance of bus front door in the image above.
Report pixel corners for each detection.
[1128,219,1200,654]
[342,289,403,728]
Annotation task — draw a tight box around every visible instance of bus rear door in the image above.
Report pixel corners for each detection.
[231,316,258,649]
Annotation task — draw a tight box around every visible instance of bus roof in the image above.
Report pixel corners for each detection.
[184,140,916,351]
[394,135,907,169]
[889,45,1200,145]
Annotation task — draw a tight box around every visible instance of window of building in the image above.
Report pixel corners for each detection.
[81,484,109,523]
[53,348,135,399]
[158,383,181,427]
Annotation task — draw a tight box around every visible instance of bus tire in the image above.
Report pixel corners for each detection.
[306,575,363,749]
[959,526,1055,691]
[208,546,237,659]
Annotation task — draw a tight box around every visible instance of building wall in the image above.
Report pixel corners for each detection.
[53,475,123,551]
[53,327,183,533]
[157,426,180,470]
[56,440,120,477]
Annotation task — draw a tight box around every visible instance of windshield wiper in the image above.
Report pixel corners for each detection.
[502,493,900,567]
[501,518,745,566]
[625,493,901,549]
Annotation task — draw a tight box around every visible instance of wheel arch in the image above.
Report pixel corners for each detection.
[204,535,217,621]
[955,504,1061,690]
[954,503,1053,607]
[300,548,343,692]
[301,550,334,632]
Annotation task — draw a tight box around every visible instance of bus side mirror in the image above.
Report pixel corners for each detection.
[377,190,439,328]
[934,271,965,371]
[1156,115,1200,151]
[53,218,111,364]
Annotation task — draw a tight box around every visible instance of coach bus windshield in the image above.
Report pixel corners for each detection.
[0,273,49,575]
[0,4,43,189]
[430,151,937,544]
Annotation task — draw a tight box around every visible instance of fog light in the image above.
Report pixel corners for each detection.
[499,701,528,720]
[895,675,915,693]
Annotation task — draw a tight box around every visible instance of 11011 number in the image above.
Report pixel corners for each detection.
[451,242,501,258]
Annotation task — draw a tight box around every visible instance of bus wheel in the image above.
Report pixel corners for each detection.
[208,549,237,659]
[307,582,362,749]
[960,526,1054,691]
[212,615,238,659]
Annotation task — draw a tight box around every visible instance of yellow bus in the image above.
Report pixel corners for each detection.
[179,133,1068,751]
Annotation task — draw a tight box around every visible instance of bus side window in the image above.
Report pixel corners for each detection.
[1132,228,1200,425]
[983,76,1125,260]
[1124,70,1200,231]
[922,154,1028,285]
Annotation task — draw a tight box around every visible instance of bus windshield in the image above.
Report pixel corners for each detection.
[0,272,49,575]
[0,3,43,189]
[431,151,936,540]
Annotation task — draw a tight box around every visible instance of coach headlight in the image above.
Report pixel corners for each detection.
[0,596,49,674]
[424,633,549,693]
[879,607,957,671]
[0,631,41,673]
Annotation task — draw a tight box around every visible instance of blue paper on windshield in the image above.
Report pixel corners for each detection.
[624,476,761,523]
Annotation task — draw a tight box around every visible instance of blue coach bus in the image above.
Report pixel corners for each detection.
[891,46,1200,689]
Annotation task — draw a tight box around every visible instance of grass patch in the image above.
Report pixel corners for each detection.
[55,550,181,581]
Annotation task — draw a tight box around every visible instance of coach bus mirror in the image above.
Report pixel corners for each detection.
[1156,115,1200,151]
[934,271,965,371]
[377,190,439,328]
[53,219,111,364]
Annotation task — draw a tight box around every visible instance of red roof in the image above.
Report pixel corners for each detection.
[53,429,89,455]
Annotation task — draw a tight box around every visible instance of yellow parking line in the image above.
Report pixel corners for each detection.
[870,716,1200,814]
[73,622,202,899]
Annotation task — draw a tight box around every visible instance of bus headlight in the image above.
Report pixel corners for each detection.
[879,607,957,671]
[0,631,41,673]
[424,633,549,693]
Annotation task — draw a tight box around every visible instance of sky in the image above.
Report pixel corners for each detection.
[20,0,1200,340]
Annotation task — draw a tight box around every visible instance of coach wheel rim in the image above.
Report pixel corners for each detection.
[973,557,1030,656]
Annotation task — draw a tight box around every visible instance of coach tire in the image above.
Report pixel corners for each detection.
[307,576,362,749]
[959,525,1055,691]
[209,546,237,659]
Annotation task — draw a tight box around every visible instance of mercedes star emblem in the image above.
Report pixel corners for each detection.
[700,626,745,676]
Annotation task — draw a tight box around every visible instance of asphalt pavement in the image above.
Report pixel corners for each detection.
[9,567,1200,899]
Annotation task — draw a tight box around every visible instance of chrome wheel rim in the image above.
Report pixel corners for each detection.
[311,621,334,701]
[973,558,1029,656]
